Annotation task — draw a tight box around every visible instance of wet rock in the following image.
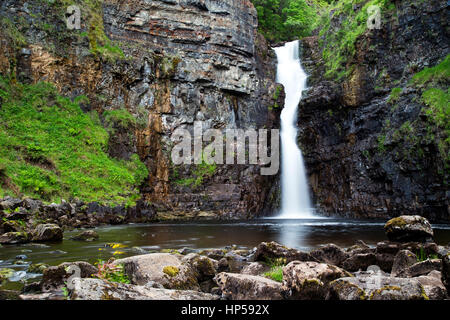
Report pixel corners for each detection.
[254,241,316,264]
[214,272,283,300]
[40,261,97,292]
[69,278,218,300]
[391,250,417,277]
[241,262,271,276]
[281,261,351,300]
[341,253,377,272]
[384,216,434,242]
[31,224,63,242]
[222,252,249,273]
[396,259,442,278]
[328,274,428,300]
[416,271,448,300]
[310,244,349,266]
[70,230,99,241]
[113,253,199,290]
[0,232,29,244]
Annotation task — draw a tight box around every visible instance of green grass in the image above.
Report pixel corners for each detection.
[0,76,147,205]
[410,55,450,87]
[175,155,217,188]
[318,0,396,80]
[263,265,283,282]
[388,87,402,104]
[103,108,136,131]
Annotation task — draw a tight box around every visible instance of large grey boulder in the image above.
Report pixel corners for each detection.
[282,261,351,300]
[69,278,218,300]
[384,215,433,242]
[253,241,316,264]
[214,272,283,300]
[113,253,199,290]
[31,224,63,242]
[328,273,428,300]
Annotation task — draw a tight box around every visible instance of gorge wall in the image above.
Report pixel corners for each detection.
[298,0,449,222]
[0,0,283,219]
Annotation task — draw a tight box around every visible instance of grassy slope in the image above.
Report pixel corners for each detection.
[0,76,147,206]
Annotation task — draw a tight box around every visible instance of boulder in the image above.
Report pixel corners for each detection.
[282,261,351,300]
[253,241,316,264]
[375,241,423,272]
[341,253,377,272]
[214,272,283,300]
[416,271,447,300]
[442,252,450,292]
[31,224,63,242]
[40,261,97,291]
[241,262,271,276]
[113,253,199,290]
[391,250,417,277]
[0,232,29,244]
[395,259,442,278]
[310,244,349,266]
[69,278,218,300]
[181,253,218,282]
[328,273,428,300]
[384,216,433,242]
[70,230,99,241]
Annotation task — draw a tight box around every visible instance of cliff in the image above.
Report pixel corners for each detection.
[298,0,449,221]
[0,0,283,218]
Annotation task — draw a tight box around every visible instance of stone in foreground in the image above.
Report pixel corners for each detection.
[113,253,199,290]
[328,273,429,300]
[384,215,433,242]
[253,241,315,264]
[214,272,283,300]
[282,261,351,300]
[69,278,218,300]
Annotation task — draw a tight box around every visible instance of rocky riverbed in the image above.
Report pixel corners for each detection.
[1,214,449,300]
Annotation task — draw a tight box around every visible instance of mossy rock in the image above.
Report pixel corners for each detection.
[162,266,180,277]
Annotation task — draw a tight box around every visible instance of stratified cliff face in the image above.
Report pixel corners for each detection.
[0,0,282,218]
[298,0,449,222]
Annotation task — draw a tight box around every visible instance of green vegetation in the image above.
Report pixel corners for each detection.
[94,259,130,284]
[410,55,450,87]
[416,248,439,262]
[263,257,287,282]
[175,156,217,188]
[0,76,148,205]
[388,87,402,104]
[163,266,180,277]
[103,108,137,132]
[318,0,395,80]
[251,0,328,43]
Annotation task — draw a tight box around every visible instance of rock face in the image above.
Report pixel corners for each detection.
[281,261,350,300]
[298,0,449,221]
[384,216,434,242]
[0,0,281,219]
[328,274,429,300]
[69,278,218,300]
[214,272,283,300]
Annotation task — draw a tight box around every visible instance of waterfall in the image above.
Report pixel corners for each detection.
[274,40,314,219]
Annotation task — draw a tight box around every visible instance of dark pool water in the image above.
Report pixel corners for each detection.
[1,218,450,289]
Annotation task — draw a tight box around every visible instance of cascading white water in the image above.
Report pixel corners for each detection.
[275,40,314,219]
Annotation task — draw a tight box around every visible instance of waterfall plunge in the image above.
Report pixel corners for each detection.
[274,40,314,219]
